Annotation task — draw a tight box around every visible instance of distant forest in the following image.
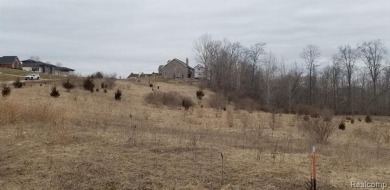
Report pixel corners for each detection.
[194,34,389,115]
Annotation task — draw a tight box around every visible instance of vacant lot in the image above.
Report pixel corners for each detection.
[0,78,389,189]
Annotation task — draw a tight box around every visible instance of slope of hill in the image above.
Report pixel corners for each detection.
[0,78,388,189]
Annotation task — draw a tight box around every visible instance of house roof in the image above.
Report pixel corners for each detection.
[194,64,205,69]
[0,56,19,65]
[127,73,139,78]
[167,58,193,69]
[21,59,57,68]
[57,66,75,72]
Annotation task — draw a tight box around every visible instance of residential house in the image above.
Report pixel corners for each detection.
[160,58,194,79]
[21,59,57,74]
[56,67,75,76]
[158,65,164,75]
[193,64,205,79]
[0,56,22,69]
[127,73,139,79]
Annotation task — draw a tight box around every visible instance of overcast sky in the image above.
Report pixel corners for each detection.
[1,0,389,78]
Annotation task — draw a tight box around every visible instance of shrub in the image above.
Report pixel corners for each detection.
[196,90,205,100]
[321,108,334,122]
[338,122,346,130]
[182,97,194,110]
[365,115,372,123]
[2,85,11,97]
[103,76,116,89]
[50,87,60,97]
[149,84,153,88]
[350,118,354,124]
[114,89,122,100]
[299,111,338,143]
[358,118,362,122]
[96,88,99,92]
[145,91,182,107]
[208,94,228,109]
[93,71,104,79]
[296,104,311,115]
[101,82,107,89]
[62,79,75,92]
[103,89,107,93]
[235,97,260,112]
[83,76,95,92]
[13,78,23,88]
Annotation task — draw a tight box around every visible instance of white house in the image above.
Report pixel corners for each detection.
[194,64,205,79]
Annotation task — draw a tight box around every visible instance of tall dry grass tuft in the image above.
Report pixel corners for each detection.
[0,100,65,126]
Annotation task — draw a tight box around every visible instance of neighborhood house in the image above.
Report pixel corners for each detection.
[21,59,74,75]
[0,56,22,69]
[159,58,195,79]
[194,64,205,79]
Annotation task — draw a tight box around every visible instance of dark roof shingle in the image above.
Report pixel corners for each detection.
[0,56,18,65]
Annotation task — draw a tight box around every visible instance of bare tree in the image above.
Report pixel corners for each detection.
[248,43,266,97]
[336,45,358,114]
[358,40,387,111]
[263,52,278,110]
[331,55,341,114]
[300,45,321,105]
[30,56,41,61]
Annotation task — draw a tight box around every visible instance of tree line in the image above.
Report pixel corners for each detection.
[194,34,389,115]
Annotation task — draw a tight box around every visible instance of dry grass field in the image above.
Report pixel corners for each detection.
[0,78,389,189]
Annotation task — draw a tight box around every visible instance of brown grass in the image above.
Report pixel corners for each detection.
[0,78,388,189]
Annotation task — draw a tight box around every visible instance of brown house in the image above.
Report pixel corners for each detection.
[160,58,194,79]
[0,56,22,69]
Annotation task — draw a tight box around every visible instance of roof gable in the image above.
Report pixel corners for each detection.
[0,56,18,65]
[166,58,193,69]
[194,64,205,69]
[22,60,57,67]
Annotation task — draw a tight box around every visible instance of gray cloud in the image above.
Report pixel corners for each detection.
[1,0,389,77]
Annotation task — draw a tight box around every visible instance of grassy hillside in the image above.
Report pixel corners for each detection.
[0,78,389,189]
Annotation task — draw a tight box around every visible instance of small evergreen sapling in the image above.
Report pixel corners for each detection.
[50,87,60,97]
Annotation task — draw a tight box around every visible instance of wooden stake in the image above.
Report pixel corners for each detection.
[312,146,317,190]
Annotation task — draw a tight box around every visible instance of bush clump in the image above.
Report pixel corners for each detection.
[83,76,95,92]
[365,115,372,123]
[338,122,346,130]
[145,91,182,107]
[50,87,60,97]
[101,82,107,89]
[299,111,337,143]
[182,97,194,110]
[2,85,11,97]
[234,97,260,112]
[208,94,228,109]
[196,90,205,100]
[115,89,122,100]
[62,79,75,92]
[149,84,153,88]
[104,89,107,93]
[13,78,23,88]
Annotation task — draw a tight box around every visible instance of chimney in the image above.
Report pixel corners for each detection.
[186,58,189,66]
